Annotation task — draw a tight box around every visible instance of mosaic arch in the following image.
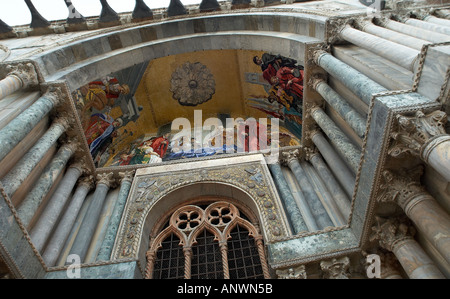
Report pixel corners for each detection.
[72,49,304,168]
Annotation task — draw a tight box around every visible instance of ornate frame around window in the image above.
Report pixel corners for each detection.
[145,201,270,279]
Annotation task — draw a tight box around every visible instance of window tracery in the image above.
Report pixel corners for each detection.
[145,201,270,279]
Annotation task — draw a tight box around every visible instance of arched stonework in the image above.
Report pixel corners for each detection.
[145,201,271,279]
[111,154,290,265]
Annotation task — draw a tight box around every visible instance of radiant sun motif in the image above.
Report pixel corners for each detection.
[170,62,216,106]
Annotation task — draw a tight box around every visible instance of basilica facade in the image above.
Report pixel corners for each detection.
[0,0,449,279]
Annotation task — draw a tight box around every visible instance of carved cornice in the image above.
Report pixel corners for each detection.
[370,216,415,252]
[320,256,350,279]
[388,110,447,159]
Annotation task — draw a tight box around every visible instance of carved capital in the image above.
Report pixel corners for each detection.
[320,256,350,279]
[96,172,114,188]
[325,17,353,44]
[43,87,64,106]
[276,265,307,279]
[304,146,320,161]
[119,170,135,184]
[389,110,447,158]
[5,62,39,88]
[308,75,326,91]
[377,165,428,210]
[60,139,80,155]
[370,216,415,252]
[68,161,89,175]
[78,175,95,190]
[280,149,300,166]
[312,50,329,65]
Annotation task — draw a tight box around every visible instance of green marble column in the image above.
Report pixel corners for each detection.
[311,106,361,174]
[16,141,77,228]
[313,78,366,139]
[268,162,309,234]
[0,91,60,163]
[1,117,70,197]
[314,50,387,106]
[96,171,134,261]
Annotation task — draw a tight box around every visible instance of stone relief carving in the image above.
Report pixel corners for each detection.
[112,161,289,260]
[170,62,216,106]
[388,110,447,158]
[370,216,415,252]
[320,256,350,279]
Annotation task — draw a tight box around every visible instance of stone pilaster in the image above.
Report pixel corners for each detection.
[370,216,445,279]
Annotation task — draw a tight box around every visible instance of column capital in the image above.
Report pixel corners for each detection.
[60,139,80,155]
[370,216,416,252]
[96,172,114,188]
[5,62,39,88]
[280,149,300,166]
[304,146,320,161]
[320,256,350,279]
[389,110,447,159]
[307,75,326,91]
[78,175,95,190]
[312,49,329,65]
[119,170,135,184]
[377,165,428,210]
[276,265,307,279]
[68,161,89,175]
[43,86,64,106]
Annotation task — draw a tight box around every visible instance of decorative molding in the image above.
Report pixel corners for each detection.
[112,161,290,260]
[388,110,447,159]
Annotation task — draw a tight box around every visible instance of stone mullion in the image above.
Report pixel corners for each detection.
[144,250,156,279]
[219,242,230,279]
[255,237,271,279]
[183,247,193,279]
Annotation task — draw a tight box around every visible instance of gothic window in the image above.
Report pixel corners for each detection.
[145,201,270,279]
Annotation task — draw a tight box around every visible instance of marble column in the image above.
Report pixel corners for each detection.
[42,175,94,266]
[16,141,78,228]
[312,78,366,139]
[282,150,334,230]
[380,18,450,43]
[1,116,70,197]
[359,20,430,51]
[379,166,450,264]
[404,18,450,36]
[423,15,450,27]
[389,110,450,182]
[305,148,351,220]
[371,216,445,279]
[314,50,387,106]
[268,162,309,234]
[30,162,86,252]
[0,63,38,100]
[96,171,134,261]
[339,24,420,71]
[0,90,61,163]
[69,172,114,263]
[310,106,361,174]
[310,131,355,197]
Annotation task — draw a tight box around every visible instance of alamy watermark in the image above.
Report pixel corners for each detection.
[366,254,381,279]
[66,254,81,279]
[170,110,280,163]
